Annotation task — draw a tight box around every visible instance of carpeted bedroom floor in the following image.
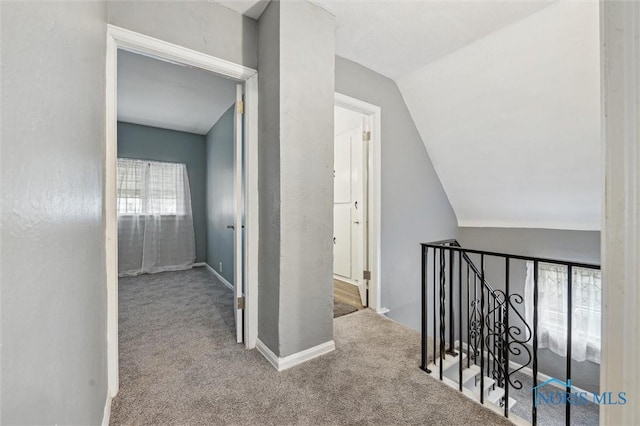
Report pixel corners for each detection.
[111,267,510,425]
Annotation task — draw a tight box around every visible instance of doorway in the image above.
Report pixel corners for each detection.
[105,26,259,397]
[332,93,383,317]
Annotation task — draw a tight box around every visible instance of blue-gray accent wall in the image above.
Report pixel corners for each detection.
[205,106,235,284]
[117,122,207,263]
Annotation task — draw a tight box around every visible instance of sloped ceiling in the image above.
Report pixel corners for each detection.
[323,0,553,79]
[118,50,236,135]
[396,1,601,230]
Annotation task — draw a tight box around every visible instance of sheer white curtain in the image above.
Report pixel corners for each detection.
[524,262,601,363]
[117,158,196,276]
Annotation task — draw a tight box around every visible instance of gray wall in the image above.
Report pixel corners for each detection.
[117,122,207,263]
[205,106,235,284]
[335,56,459,330]
[257,0,281,354]
[1,2,258,424]
[458,227,601,393]
[258,1,336,357]
[278,2,335,358]
[1,2,109,424]
[107,1,258,70]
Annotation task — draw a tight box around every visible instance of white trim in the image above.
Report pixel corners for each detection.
[600,2,640,425]
[105,28,119,397]
[333,274,358,287]
[334,93,382,313]
[105,26,259,398]
[200,262,234,292]
[244,73,259,350]
[457,219,601,231]
[434,373,529,426]
[376,307,390,315]
[255,338,336,372]
[101,392,112,426]
[107,25,255,81]
[456,341,591,395]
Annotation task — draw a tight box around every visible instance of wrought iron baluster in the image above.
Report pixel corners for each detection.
[504,258,510,417]
[532,260,539,426]
[474,273,477,366]
[566,265,572,426]
[439,249,445,381]
[421,246,430,372]
[480,254,485,404]
[449,249,455,354]
[466,262,470,369]
[433,248,437,367]
[492,295,496,386]
[458,250,463,391]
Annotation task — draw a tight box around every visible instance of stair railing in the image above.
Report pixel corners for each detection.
[420,240,600,425]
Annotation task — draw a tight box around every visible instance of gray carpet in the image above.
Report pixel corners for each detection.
[111,267,510,425]
[509,370,599,426]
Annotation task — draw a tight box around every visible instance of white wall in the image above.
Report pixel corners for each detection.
[398,1,601,231]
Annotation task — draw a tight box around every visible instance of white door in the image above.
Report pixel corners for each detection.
[333,125,367,306]
[233,84,244,343]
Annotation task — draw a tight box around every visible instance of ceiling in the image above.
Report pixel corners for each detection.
[216,0,552,79]
[213,0,270,19]
[213,0,602,230]
[117,50,237,135]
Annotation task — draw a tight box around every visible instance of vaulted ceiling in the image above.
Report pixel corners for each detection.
[215,0,602,230]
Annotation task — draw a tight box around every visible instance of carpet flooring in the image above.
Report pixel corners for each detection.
[509,370,599,426]
[111,267,510,425]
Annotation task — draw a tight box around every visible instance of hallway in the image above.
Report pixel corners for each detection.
[111,268,508,425]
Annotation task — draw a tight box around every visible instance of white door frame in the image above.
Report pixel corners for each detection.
[334,93,383,313]
[105,25,259,397]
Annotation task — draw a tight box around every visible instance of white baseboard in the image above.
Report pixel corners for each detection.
[455,341,591,395]
[198,262,234,291]
[101,391,112,426]
[256,338,335,372]
[376,307,390,315]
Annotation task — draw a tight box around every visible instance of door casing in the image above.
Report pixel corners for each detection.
[334,93,383,313]
[105,25,259,398]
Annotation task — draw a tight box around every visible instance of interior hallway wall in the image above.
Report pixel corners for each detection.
[2,2,258,423]
[1,2,109,424]
[335,56,458,331]
[205,106,235,284]
[258,1,336,357]
[107,0,258,70]
[117,122,207,263]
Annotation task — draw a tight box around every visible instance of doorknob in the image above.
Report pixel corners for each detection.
[227,225,235,230]
[354,221,360,225]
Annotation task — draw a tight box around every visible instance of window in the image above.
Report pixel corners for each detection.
[524,262,601,364]
[117,158,189,215]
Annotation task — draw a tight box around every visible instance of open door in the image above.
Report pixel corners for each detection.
[333,115,368,307]
[356,119,369,307]
[352,117,371,306]
[233,84,244,343]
